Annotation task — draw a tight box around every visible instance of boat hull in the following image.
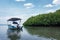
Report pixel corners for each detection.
[8,25,21,30]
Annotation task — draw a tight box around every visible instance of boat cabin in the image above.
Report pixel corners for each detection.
[7,18,21,29]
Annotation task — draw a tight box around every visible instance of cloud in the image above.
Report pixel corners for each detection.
[24,3,35,8]
[44,4,54,8]
[44,0,60,8]
[45,9,58,13]
[53,0,60,5]
[15,0,26,2]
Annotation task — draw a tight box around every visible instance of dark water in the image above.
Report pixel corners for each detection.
[0,25,60,40]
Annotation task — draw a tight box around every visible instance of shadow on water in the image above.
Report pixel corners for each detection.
[7,29,22,40]
[25,26,60,40]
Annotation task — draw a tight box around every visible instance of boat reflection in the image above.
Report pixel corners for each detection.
[7,29,22,40]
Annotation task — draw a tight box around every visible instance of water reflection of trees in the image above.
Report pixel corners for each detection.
[7,29,21,40]
[25,27,60,40]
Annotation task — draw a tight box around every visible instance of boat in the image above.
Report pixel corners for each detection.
[7,18,22,30]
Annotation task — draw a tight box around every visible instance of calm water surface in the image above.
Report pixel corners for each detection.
[0,24,60,40]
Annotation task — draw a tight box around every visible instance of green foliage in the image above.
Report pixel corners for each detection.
[23,9,60,26]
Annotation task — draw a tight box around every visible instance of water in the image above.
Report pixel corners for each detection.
[0,24,60,40]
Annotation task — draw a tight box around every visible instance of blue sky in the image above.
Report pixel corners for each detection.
[0,0,60,24]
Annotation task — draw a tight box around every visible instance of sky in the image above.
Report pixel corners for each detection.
[0,0,60,24]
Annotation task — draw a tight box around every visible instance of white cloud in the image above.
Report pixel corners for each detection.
[16,0,25,2]
[24,3,35,8]
[44,0,60,8]
[44,4,54,7]
[53,0,60,5]
[45,9,56,13]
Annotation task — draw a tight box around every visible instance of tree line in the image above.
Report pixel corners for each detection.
[23,9,60,26]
